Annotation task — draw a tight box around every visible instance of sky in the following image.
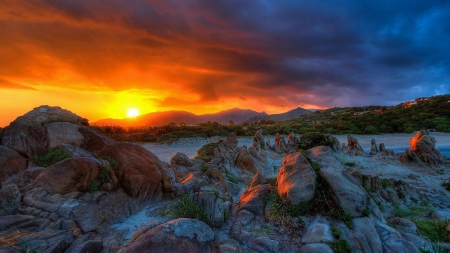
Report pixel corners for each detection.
[1,1,450,126]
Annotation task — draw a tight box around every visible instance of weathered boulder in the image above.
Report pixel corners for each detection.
[237,179,270,215]
[300,215,334,244]
[353,217,382,253]
[299,243,333,253]
[171,152,197,173]
[0,145,27,185]
[326,134,341,153]
[190,191,226,228]
[65,232,103,253]
[307,146,369,217]
[45,122,84,149]
[0,184,20,215]
[78,126,114,152]
[234,146,268,176]
[98,142,175,200]
[1,105,88,157]
[120,218,218,253]
[252,129,265,149]
[387,217,418,235]
[345,135,366,156]
[273,133,288,153]
[277,152,316,205]
[375,222,419,253]
[33,157,102,194]
[410,130,448,167]
[370,138,379,155]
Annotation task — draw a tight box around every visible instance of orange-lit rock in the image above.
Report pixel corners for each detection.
[277,152,316,205]
[409,130,448,167]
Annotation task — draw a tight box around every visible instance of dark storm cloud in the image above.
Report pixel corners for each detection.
[2,0,450,109]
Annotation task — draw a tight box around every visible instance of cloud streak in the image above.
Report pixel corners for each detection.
[0,0,449,125]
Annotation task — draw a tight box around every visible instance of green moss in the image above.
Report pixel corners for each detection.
[30,148,71,167]
[166,194,210,225]
[331,226,341,238]
[344,161,356,167]
[330,239,352,253]
[200,163,209,173]
[88,180,100,192]
[102,156,119,171]
[225,173,238,184]
[195,140,222,163]
[413,219,450,243]
[363,207,371,216]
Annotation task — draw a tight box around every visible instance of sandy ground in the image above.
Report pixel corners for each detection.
[143,132,450,163]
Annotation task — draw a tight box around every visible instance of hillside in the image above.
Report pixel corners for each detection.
[245,107,312,123]
[93,108,267,127]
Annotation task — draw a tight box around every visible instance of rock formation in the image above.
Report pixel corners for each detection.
[345,135,366,156]
[409,130,449,167]
[277,152,316,205]
[326,134,341,153]
[273,133,289,153]
[370,138,379,155]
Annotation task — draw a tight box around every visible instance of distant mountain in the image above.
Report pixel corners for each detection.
[92,108,267,127]
[244,107,312,123]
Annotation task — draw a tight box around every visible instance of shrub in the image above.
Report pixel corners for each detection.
[200,163,208,173]
[331,226,341,238]
[88,180,100,192]
[413,219,450,243]
[195,140,222,163]
[443,180,450,191]
[265,189,308,228]
[330,239,352,253]
[363,207,371,216]
[298,132,333,150]
[30,148,71,167]
[102,156,119,171]
[344,162,355,167]
[166,194,210,225]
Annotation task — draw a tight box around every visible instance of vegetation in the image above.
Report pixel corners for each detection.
[226,173,238,184]
[88,163,113,192]
[344,162,355,167]
[200,163,209,173]
[165,194,210,225]
[195,140,223,163]
[443,180,450,191]
[102,156,119,171]
[329,227,351,253]
[298,132,333,150]
[30,148,71,167]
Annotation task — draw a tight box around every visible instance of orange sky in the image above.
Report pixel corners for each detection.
[0,1,325,127]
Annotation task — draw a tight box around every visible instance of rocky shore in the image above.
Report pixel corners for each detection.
[1,106,450,252]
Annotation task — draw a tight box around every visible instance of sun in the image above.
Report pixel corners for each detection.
[127,108,139,118]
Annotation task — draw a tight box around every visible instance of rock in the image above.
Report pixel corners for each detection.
[238,184,270,216]
[307,146,369,217]
[171,152,197,173]
[375,222,419,253]
[181,172,209,194]
[1,105,88,157]
[57,144,95,158]
[299,243,333,253]
[45,122,84,149]
[234,146,268,176]
[0,145,27,186]
[190,191,226,228]
[430,210,450,221]
[0,184,20,215]
[219,239,242,253]
[353,217,383,253]
[252,129,265,149]
[326,134,341,153]
[300,216,334,244]
[247,236,279,253]
[77,126,114,152]
[410,130,448,167]
[370,138,379,155]
[276,152,316,205]
[387,217,418,235]
[34,157,102,194]
[65,232,103,253]
[380,143,386,152]
[273,133,288,153]
[346,135,366,156]
[120,218,219,253]
[98,142,174,200]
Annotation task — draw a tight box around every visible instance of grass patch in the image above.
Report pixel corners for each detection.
[329,240,352,253]
[344,162,355,167]
[442,180,450,191]
[30,148,71,167]
[413,219,450,243]
[265,189,308,227]
[225,173,238,184]
[166,194,210,225]
[393,203,433,219]
[200,163,209,173]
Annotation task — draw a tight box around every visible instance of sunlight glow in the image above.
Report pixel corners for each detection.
[127,108,139,118]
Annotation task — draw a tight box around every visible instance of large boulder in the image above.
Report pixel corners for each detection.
[345,135,366,156]
[34,157,102,194]
[326,134,341,153]
[0,184,20,215]
[252,129,265,149]
[0,145,27,185]
[307,146,369,217]
[410,130,448,167]
[277,152,316,205]
[273,133,288,153]
[45,122,85,149]
[1,105,88,157]
[171,152,197,174]
[120,218,219,253]
[98,142,175,200]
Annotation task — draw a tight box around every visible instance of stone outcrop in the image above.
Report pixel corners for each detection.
[170,152,198,174]
[273,133,288,153]
[370,138,379,155]
[307,146,369,217]
[326,134,341,153]
[0,184,20,216]
[120,218,219,253]
[0,145,27,186]
[409,130,448,167]
[252,129,265,149]
[1,106,88,157]
[33,157,103,195]
[345,135,366,156]
[277,152,316,205]
[98,142,175,200]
